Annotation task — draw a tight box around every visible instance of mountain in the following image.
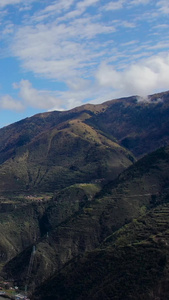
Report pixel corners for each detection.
[33,203,169,300]
[0,112,134,194]
[84,91,169,157]
[0,90,169,193]
[0,90,169,298]
[3,145,169,296]
[30,146,169,300]
[0,182,101,273]
[0,200,46,264]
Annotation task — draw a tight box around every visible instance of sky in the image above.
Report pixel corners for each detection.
[0,0,169,127]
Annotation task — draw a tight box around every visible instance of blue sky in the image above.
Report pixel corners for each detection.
[0,0,169,127]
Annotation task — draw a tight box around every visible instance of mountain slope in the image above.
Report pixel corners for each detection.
[0,182,101,275]
[30,145,169,300]
[0,90,169,297]
[0,118,134,193]
[33,203,169,300]
[84,91,169,157]
[3,145,169,294]
[0,90,169,193]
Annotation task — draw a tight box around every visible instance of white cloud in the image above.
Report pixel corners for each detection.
[96,53,169,96]
[130,0,151,5]
[103,0,150,11]
[12,14,115,82]
[3,51,169,114]
[32,0,100,24]
[153,24,169,29]
[157,0,169,13]
[76,0,100,10]
[39,0,74,14]
[0,95,24,111]
[2,23,14,35]
[13,78,104,111]
[0,0,38,8]
[0,0,21,7]
[120,21,136,28]
[32,0,75,22]
[103,0,125,11]
[14,80,63,110]
[12,78,117,112]
[0,0,169,116]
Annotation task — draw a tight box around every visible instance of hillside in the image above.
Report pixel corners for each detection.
[84,91,169,157]
[33,203,169,300]
[0,91,168,298]
[30,146,169,300]
[0,183,101,271]
[0,116,134,194]
[3,145,169,295]
[0,90,169,193]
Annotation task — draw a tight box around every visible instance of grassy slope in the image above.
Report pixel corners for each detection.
[1,183,102,285]
[0,118,134,193]
[0,91,169,297]
[35,204,169,300]
[0,90,169,194]
[85,91,169,157]
[31,144,169,299]
[0,200,45,267]
[0,182,101,275]
[4,146,169,295]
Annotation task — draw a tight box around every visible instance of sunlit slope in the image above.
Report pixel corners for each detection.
[0,119,134,193]
[0,90,169,193]
[0,90,169,165]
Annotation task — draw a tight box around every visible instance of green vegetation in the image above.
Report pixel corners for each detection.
[0,90,169,299]
[2,144,169,299]
[0,117,134,193]
[32,204,169,300]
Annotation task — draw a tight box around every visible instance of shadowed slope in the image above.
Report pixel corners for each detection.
[33,204,169,300]
[85,91,169,157]
[31,145,169,299]
[3,146,169,294]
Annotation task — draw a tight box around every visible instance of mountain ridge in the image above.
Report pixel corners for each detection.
[0,90,168,299]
